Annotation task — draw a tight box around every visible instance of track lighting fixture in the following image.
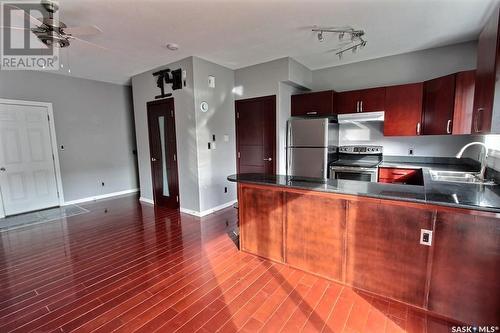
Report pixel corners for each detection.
[312,26,367,59]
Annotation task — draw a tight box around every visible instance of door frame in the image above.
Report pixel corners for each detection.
[0,98,65,218]
[235,95,277,174]
[146,97,180,208]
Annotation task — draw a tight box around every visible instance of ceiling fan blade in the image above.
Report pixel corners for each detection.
[64,25,102,37]
[0,26,30,30]
[68,36,108,51]
[4,3,44,28]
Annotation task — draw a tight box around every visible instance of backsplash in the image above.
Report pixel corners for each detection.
[339,121,483,159]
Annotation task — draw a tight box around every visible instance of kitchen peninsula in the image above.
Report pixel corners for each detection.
[228,172,500,327]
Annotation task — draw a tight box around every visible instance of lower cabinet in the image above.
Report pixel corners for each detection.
[238,183,500,325]
[285,191,346,281]
[239,185,284,262]
[345,200,433,307]
[428,211,500,325]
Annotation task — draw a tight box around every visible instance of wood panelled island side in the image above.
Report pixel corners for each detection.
[228,173,500,327]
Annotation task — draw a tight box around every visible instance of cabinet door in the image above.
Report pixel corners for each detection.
[346,200,433,307]
[359,87,386,112]
[334,91,360,114]
[285,192,346,281]
[472,8,499,133]
[239,185,284,262]
[291,90,334,116]
[384,83,423,136]
[452,70,476,135]
[428,211,500,325]
[422,74,456,135]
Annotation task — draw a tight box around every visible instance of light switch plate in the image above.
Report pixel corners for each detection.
[420,229,433,246]
[208,75,215,88]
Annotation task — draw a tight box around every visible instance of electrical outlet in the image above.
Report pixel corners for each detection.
[101,182,105,187]
[420,229,433,246]
[224,186,228,193]
[408,147,414,156]
[212,134,216,141]
[208,142,211,149]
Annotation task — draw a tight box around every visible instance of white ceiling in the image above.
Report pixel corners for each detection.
[10,0,499,85]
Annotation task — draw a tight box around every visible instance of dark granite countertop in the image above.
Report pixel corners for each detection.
[228,160,500,213]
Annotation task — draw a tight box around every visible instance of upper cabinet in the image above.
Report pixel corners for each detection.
[422,74,456,135]
[384,83,423,136]
[452,70,476,135]
[291,90,335,116]
[334,87,385,114]
[472,7,500,134]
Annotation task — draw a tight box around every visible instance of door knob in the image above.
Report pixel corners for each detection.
[0,167,5,172]
[263,158,272,161]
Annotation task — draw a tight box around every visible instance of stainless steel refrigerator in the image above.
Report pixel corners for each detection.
[286,116,339,179]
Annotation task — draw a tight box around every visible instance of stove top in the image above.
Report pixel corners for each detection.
[331,145,383,169]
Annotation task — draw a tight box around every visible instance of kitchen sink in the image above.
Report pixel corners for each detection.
[429,170,497,185]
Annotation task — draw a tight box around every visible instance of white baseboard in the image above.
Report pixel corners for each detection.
[64,189,139,206]
[180,200,237,217]
[139,197,154,205]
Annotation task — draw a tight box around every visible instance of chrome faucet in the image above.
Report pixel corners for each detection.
[456,142,489,180]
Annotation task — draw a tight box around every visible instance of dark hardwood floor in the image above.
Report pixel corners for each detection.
[0,195,457,332]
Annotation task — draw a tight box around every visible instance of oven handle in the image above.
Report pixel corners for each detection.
[330,166,378,172]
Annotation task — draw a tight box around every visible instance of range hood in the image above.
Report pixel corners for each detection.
[338,111,384,123]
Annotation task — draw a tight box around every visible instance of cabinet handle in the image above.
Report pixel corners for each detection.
[446,120,452,134]
[416,122,421,135]
[306,111,318,115]
[356,101,359,113]
[360,101,363,112]
[474,108,484,133]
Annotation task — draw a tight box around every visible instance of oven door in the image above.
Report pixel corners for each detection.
[329,166,378,182]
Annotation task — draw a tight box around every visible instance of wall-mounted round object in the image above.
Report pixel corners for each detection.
[200,101,209,112]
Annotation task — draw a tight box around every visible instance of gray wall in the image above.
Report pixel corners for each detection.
[312,41,477,91]
[234,57,309,173]
[193,57,237,212]
[131,57,201,212]
[0,71,138,202]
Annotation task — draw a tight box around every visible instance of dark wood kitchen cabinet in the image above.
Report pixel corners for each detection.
[452,70,476,135]
[422,74,456,135]
[345,200,433,307]
[334,87,385,113]
[428,211,500,326]
[285,191,346,281]
[238,184,284,262]
[378,167,423,185]
[472,7,499,133]
[291,90,335,116]
[384,83,423,136]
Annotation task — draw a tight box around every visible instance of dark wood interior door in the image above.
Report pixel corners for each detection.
[147,98,179,208]
[235,95,276,174]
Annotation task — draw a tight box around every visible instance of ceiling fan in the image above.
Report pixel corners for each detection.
[3,0,104,49]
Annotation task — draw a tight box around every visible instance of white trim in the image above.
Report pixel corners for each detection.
[180,200,237,217]
[0,98,65,217]
[139,197,154,205]
[64,189,139,205]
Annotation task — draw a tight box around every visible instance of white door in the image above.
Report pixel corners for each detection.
[0,103,60,216]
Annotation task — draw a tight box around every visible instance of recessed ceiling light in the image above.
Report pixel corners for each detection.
[166,43,179,51]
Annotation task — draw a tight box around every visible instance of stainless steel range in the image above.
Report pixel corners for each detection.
[329,145,383,182]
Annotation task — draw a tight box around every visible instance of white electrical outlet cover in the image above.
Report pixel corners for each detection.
[420,229,433,246]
